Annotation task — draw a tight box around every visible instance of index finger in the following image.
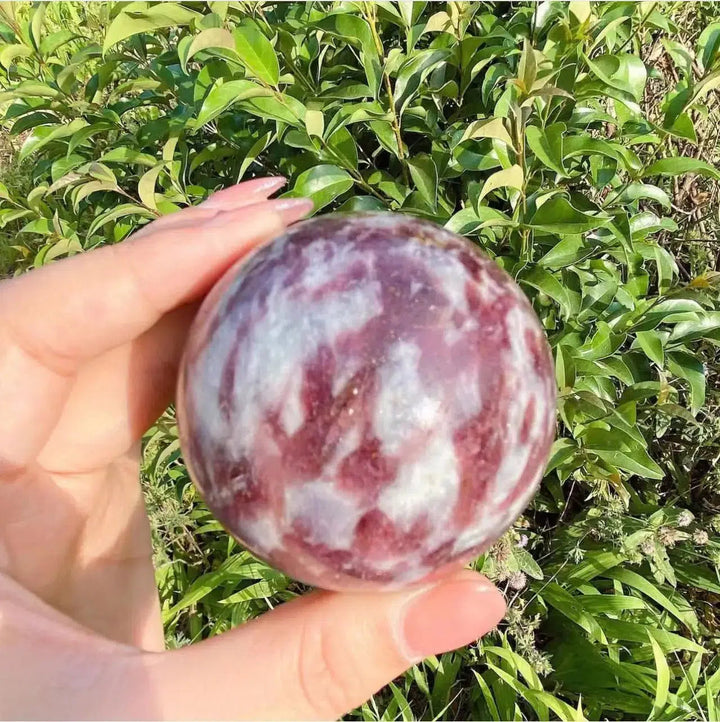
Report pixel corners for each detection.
[0,184,311,470]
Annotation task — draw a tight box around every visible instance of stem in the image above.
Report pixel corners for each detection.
[363,2,410,185]
[318,138,391,204]
[602,132,669,210]
[0,5,22,39]
[616,2,658,56]
[515,105,531,263]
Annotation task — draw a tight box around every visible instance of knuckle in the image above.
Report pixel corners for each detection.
[296,617,357,719]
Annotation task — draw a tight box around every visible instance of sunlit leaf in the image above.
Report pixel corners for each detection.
[194,79,272,128]
[103,3,200,53]
[285,164,354,211]
[529,196,610,233]
[643,157,720,180]
[233,23,280,86]
[478,164,523,201]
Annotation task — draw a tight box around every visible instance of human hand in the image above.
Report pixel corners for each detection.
[0,177,506,720]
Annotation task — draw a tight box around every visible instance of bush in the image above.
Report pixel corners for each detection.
[2,1,720,718]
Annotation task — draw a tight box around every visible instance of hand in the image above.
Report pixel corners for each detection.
[0,177,506,720]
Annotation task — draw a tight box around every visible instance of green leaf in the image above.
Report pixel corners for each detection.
[71,180,119,212]
[398,1,427,28]
[0,43,33,70]
[604,567,697,632]
[635,330,664,366]
[674,563,720,595]
[40,29,78,57]
[586,52,647,101]
[68,122,115,155]
[394,49,449,114]
[103,3,200,53]
[325,127,359,171]
[478,164,523,202]
[313,14,380,93]
[564,135,642,171]
[648,630,670,718]
[285,165,354,211]
[138,163,165,211]
[600,618,704,654]
[696,21,720,72]
[526,123,566,176]
[540,582,605,642]
[162,552,256,622]
[369,120,401,158]
[579,595,646,615]
[182,27,235,72]
[18,119,88,162]
[233,23,280,86]
[87,203,156,238]
[692,68,720,103]
[86,162,116,184]
[653,244,676,293]
[666,351,705,414]
[304,108,324,139]
[528,197,609,234]
[636,299,707,331]
[336,196,387,213]
[460,117,514,148]
[668,311,720,344]
[513,548,543,580]
[100,147,157,167]
[607,183,671,210]
[569,1,591,24]
[241,94,306,127]
[444,206,513,235]
[560,550,626,586]
[520,267,574,318]
[30,3,47,52]
[518,38,537,92]
[593,449,664,480]
[424,11,453,34]
[237,131,273,181]
[0,80,59,102]
[10,111,59,136]
[219,575,289,604]
[538,236,587,268]
[319,82,373,100]
[325,102,389,137]
[643,157,720,180]
[315,14,375,53]
[545,438,579,474]
[407,154,438,210]
[629,212,677,238]
[194,79,272,128]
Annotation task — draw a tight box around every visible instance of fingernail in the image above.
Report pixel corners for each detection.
[270,197,315,223]
[207,197,314,227]
[396,578,505,663]
[202,177,287,209]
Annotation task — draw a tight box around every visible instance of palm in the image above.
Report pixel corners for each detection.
[0,328,179,650]
[0,187,279,650]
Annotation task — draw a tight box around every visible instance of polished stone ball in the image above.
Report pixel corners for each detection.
[177,212,555,591]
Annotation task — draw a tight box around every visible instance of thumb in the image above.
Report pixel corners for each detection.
[145,569,505,720]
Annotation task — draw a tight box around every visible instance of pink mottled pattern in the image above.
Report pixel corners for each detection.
[177,213,556,591]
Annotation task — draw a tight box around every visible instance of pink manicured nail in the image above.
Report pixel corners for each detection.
[202,177,287,209]
[269,197,315,223]
[208,197,314,227]
[397,578,505,662]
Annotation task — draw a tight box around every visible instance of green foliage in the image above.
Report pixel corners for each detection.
[2,0,720,719]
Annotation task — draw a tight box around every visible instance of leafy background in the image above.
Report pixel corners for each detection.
[1,1,720,719]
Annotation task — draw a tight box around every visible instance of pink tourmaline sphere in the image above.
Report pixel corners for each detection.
[177,213,556,591]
